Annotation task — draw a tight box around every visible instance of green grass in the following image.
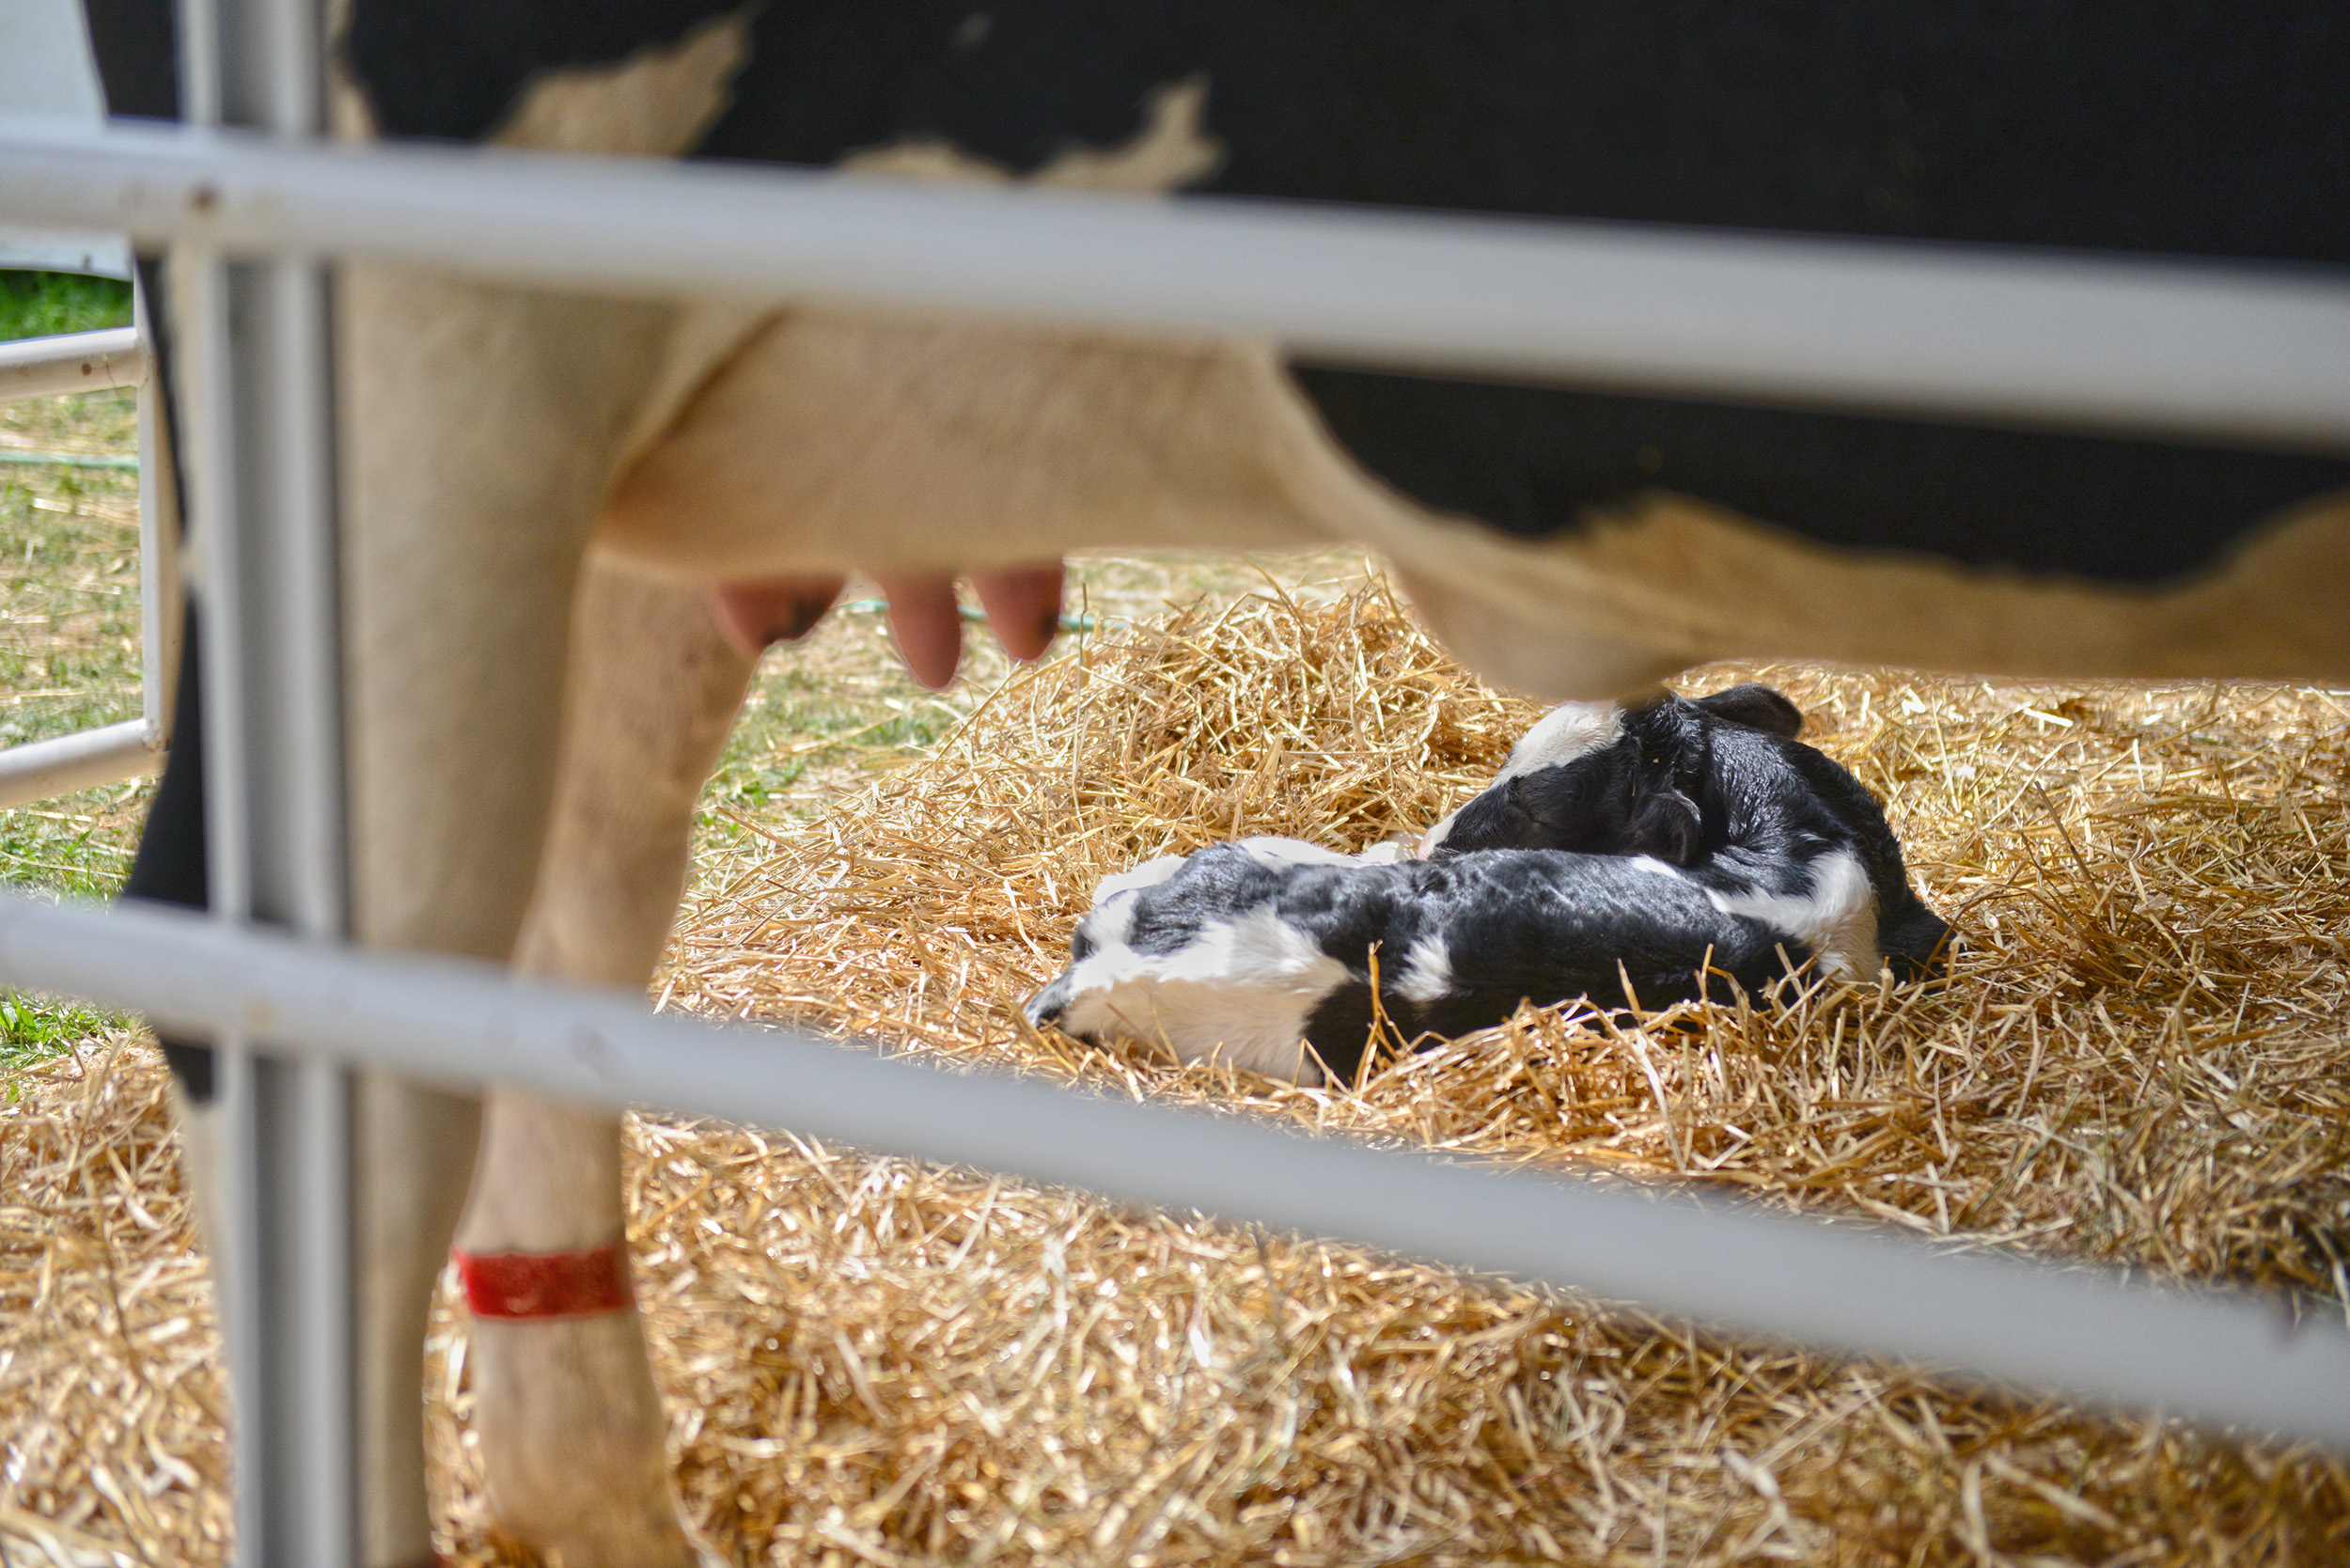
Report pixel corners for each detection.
[0,989,129,1058]
[0,270,134,342]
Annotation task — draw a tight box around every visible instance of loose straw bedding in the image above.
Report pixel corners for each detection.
[6,573,2347,1564]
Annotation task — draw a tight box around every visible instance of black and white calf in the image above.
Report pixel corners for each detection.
[1026,686,1949,1084]
[1419,682,1950,975]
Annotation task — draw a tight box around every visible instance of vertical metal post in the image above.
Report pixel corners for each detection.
[175,0,357,1562]
[134,277,182,742]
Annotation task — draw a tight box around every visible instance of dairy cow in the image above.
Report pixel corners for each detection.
[1028,685,1950,1083]
[74,0,2350,1562]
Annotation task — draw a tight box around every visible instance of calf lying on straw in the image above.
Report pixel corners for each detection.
[1026,684,1950,1084]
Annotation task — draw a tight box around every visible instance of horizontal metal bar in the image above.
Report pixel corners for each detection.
[0,226,133,279]
[0,448,139,470]
[838,596,1099,634]
[5,119,2349,451]
[0,718,162,807]
[0,325,148,402]
[2,891,2345,1448]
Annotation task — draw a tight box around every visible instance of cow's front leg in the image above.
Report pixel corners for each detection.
[338,269,677,1566]
[454,558,754,1567]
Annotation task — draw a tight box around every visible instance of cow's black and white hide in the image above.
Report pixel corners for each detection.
[1026,685,1948,1084]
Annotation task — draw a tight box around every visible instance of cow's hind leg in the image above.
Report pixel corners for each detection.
[454,557,754,1567]
[337,267,680,1564]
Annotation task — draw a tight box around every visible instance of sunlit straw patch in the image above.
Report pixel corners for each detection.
[629,575,2350,1565]
[12,571,2349,1564]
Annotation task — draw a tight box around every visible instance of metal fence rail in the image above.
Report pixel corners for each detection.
[0,717,160,804]
[5,116,2350,452]
[0,318,176,807]
[9,889,2350,1448]
[0,323,146,400]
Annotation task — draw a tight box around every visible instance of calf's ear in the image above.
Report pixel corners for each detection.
[1629,786,1703,867]
[1692,682,1804,739]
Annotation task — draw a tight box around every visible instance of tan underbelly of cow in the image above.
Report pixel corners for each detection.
[592,294,2350,698]
[597,308,1340,575]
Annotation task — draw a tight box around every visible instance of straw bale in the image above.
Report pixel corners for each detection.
[9,571,2350,1565]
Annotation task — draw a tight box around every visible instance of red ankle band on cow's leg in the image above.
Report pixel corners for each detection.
[452,1239,633,1319]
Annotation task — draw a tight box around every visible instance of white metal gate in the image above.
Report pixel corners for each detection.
[4,1,2350,1561]
[0,321,179,806]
